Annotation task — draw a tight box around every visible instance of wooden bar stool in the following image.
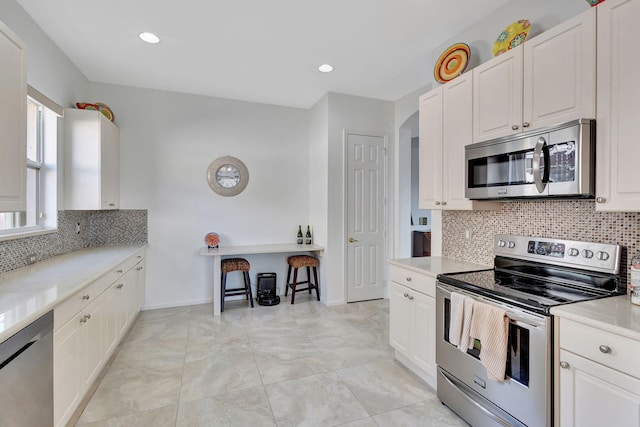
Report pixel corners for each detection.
[221,258,254,312]
[285,255,320,304]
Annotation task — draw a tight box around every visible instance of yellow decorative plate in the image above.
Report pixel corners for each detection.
[492,19,531,57]
[434,43,471,84]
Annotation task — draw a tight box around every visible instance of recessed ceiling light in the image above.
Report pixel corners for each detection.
[318,64,334,73]
[139,32,160,44]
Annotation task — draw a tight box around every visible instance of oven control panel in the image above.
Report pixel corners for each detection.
[494,235,622,274]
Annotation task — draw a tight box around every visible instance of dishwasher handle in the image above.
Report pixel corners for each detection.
[0,310,53,369]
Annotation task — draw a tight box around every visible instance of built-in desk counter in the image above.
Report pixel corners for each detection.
[200,243,324,316]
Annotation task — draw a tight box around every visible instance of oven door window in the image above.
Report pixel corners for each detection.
[444,298,530,387]
[467,148,538,188]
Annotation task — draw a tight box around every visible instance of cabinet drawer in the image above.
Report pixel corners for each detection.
[389,265,435,297]
[54,272,113,330]
[560,318,640,379]
[54,252,144,330]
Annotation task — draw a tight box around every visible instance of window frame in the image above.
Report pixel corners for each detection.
[0,87,61,241]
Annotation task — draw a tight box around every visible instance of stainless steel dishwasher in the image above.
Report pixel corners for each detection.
[0,310,53,426]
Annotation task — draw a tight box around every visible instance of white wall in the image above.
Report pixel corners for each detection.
[325,92,394,305]
[0,0,88,107]
[90,83,311,308]
[308,95,329,300]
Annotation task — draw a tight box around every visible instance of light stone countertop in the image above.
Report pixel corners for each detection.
[0,244,147,343]
[387,256,491,278]
[551,295,640,341]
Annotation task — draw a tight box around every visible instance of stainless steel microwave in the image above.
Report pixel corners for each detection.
[465,119,595,200]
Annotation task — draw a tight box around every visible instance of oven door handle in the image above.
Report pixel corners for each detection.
[533,137,550,194]
[439,369,520,427]
[436,283,547,328]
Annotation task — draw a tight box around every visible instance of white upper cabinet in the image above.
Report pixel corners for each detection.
[473,45,524,142]
[418,87,443,210]
[595,0,640,211]
[523,8,596,130]
[420,74,500,210]
[473,8,596,143]
[64,108,120,210]
[0,21,26,212]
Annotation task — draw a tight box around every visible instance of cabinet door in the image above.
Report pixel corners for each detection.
[80,294,106,390]
[418,88,443,209]
[100,118,120,209]
[595,0,640,211]
[389,282,412,355]
[442,73,473,210]
[559,349,640,427]
[54,317,82,427]
[410,289,436,377]
[136,259,146,310]
[0,22,26,212]
[523,8,596,129]
[103,282,120,357]
[123,267,139,328]
[473,45,523,142]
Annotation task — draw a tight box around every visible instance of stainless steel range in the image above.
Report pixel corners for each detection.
[436,235,622,427]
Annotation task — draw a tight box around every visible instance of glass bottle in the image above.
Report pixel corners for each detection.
[305,225,312,245]
[297,225,303,245]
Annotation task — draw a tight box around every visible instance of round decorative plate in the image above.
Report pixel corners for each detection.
[75,102,99,111]
[204,232,220,248]
[492,19,531,57]
[95,102,115,122]
[434,43,471,84]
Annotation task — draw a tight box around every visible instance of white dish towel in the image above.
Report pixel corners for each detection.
[448,292,465,347]
[459,296,474,352]
[470,300,509,382]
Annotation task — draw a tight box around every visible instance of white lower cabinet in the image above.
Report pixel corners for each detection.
[559,349,640,427]
[389,266,437,387]
[54,249,146,427]
[556,317,640,426]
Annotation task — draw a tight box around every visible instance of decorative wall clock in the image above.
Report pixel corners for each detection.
[207,156,249,196]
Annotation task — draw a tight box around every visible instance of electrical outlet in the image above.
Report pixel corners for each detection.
[464,229,472,240]
[76,222,81,234]
[27,254,37,264]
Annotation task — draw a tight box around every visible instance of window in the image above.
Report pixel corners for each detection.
[0,89,60,238]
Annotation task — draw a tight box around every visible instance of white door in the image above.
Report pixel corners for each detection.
[346,132,386,302]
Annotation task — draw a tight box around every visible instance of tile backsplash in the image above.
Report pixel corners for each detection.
[443,200,639,289]
[0,210,147,274]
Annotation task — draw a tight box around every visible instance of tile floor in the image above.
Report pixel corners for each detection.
[74,294,468,426]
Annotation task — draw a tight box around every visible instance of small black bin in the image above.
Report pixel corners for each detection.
[256,272,280,306]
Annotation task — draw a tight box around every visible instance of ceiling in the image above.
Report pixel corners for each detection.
[17,0,507,109]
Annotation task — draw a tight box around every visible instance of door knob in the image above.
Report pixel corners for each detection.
[348,237,358,243]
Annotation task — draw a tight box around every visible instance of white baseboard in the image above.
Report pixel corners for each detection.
[141,298,212,311]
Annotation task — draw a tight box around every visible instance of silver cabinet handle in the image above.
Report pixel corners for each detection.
[116,284,124,289]
[406,277,412,282]
[80,317,87,324]
[137,266,143,271]
[82,294,90,300]
[596,197,606,203]
[116,269,123,273]
[442,201,447,206]
[523,122,530,128]
[137,255,142,259]
[109,203,115,207]
[408,295,414,300]
[599,345,611,354]
[560,361,570,369]
[435,201,441,205]
[512,124,519,131]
